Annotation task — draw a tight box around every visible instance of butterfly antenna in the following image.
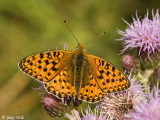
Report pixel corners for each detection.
[64,19,79,44]
[84,31,107,46]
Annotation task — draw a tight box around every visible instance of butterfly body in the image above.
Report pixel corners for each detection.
[19,43,130,103]
[72,43,87,93]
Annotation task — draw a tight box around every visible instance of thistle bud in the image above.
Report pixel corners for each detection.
[42,94,68,117]
[121,54,138,73]
[148,66,160,89]
[139,49,160,69]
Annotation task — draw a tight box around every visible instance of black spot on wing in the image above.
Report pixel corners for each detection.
[40,53,44,59]
[45,60,49,65]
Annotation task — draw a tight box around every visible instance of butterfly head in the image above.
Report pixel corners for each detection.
[78,43,84,50]
[73,43,85,55]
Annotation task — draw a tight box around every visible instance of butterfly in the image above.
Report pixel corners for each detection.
[18,43,130,103]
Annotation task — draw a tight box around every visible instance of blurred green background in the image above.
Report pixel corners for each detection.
[0,0,159,120]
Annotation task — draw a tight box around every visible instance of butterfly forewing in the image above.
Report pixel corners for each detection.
[19,50,73,82]
[87,55,130,93]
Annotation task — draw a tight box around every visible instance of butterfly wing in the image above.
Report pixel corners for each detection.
[19,50,73,82]
[44,66,77,100]
[19,50,77,99]
[78,66,106,103]
[87,55,130,94]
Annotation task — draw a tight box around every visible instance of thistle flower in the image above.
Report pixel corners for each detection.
[131,85,160,120]
[65,106,111,120]
[42,94,68,117]
[81,106,111,120]
[65,109,81,120]
[117,10,160,68]
[118,9,160,57]
[100,74,145,119]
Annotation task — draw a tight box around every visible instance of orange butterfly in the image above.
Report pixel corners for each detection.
[18,42,130,103]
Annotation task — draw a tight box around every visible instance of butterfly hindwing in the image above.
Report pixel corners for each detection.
[19,50,73,82]
[44,67,76,99]
[78,62,106,103]
[78,74,106,103]
[87,55,130,93]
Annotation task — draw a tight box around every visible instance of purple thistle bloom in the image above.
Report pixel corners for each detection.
[66,106,110,120]
[117,9,160,58]
[131,85,160,120]
[66,109,81,120]
[81,106,112,120]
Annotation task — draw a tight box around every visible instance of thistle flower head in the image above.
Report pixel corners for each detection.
[65,109,81,120]
[131,84,160,120]
[100,74,145,119]
[81,106,111,120]
[118,9,160,58]
[66,106,111,120]
[42,94,68,117]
